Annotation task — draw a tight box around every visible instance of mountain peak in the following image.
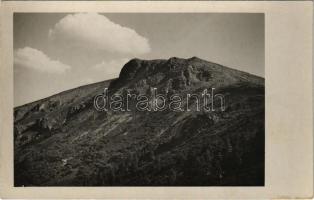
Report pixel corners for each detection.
[110,57,263,93]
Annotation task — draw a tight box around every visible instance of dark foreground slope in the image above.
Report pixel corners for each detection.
[14,57,264,186]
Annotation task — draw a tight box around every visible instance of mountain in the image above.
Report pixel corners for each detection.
[14,57,264,186]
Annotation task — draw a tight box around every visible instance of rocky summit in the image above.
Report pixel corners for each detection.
[14,57,265,186]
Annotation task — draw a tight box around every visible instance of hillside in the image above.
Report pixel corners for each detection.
[14,57,264,186]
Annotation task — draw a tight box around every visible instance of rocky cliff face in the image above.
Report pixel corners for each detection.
[14,57,264,186]
[110,57,263,94]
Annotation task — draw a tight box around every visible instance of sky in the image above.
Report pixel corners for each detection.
[14,13,264,107]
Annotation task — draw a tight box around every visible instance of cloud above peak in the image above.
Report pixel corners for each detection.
[14,47,71,74]
[49,13,151,55]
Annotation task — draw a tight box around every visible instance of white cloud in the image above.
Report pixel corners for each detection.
[49,13,151,55]
[92,58,129,79]
[14,47,71,74]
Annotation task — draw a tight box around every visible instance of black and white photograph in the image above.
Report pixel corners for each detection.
[0,0,312,199]
[13,12,265,186]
